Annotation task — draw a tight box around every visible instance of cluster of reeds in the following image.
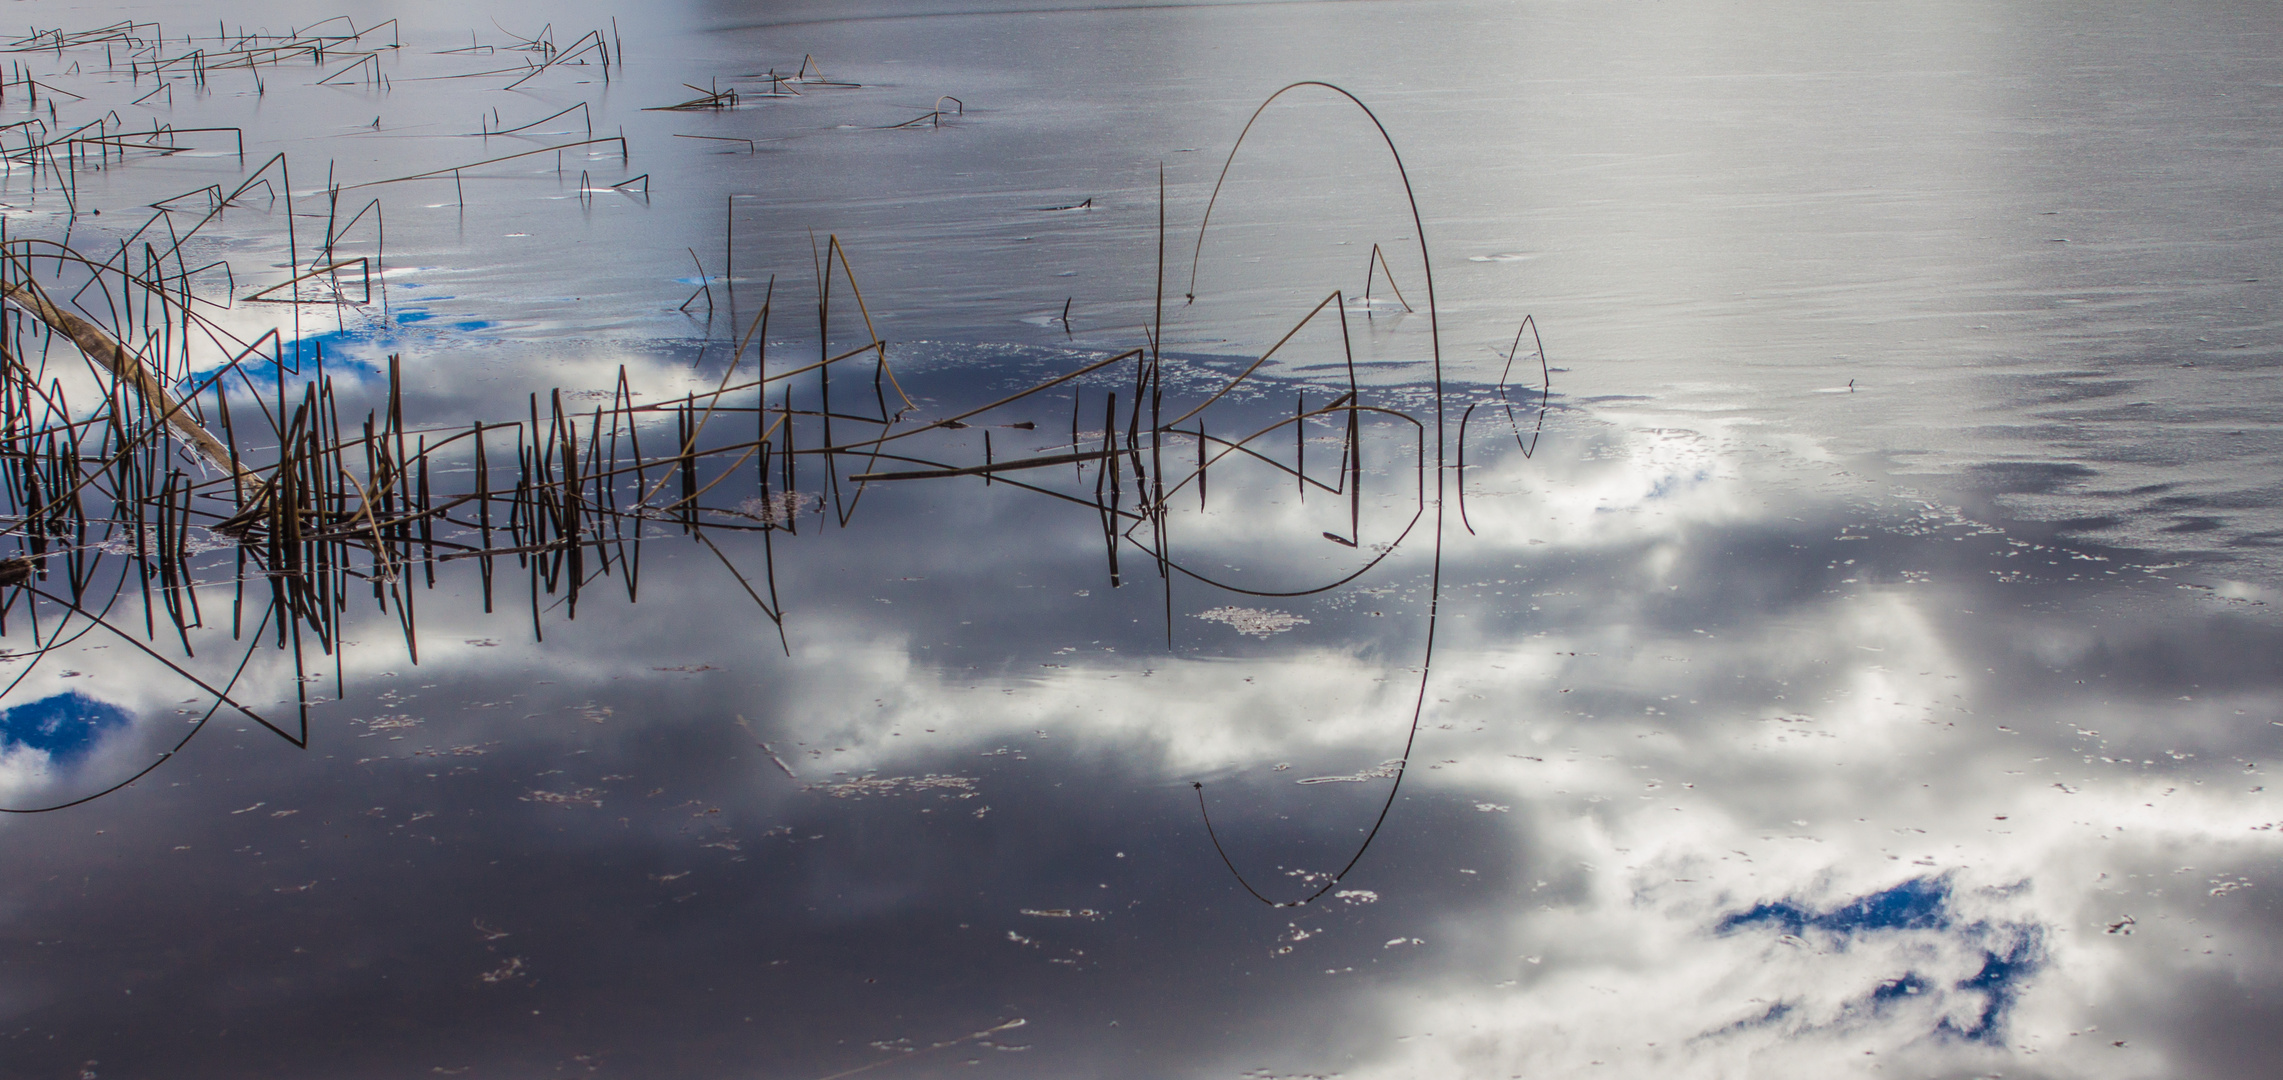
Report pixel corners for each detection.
[0,49,1555,918]
[649,79,742,112]
[432,20,619,89]
[2,15,620,101]
[0,201,1420,778]
[647,53,861,114]
[2,17,407,96]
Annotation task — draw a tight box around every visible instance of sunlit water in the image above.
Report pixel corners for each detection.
[0,2,2277,1078]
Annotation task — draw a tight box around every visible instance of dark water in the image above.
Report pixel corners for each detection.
[1,2,2278,1078]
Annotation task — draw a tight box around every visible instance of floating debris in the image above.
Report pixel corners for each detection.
[1197,606,1310,639]
[522,788,603,808]
[1297,759,1405,785]
[804,774,978,799]
[478,956,526,983]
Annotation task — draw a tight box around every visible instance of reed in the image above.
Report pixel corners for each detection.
[0,50,1555,922]
[2,216,1426,790]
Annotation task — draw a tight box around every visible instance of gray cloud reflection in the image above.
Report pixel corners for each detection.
[0,2,2278,1075]
[3,370,2274,1078]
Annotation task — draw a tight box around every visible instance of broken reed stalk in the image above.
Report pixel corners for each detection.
[0,147,1467,839]
[0,276,257,497]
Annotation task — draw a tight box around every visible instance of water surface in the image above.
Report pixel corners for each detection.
[0,3,2278,1078]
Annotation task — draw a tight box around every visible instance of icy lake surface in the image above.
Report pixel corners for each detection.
[0,1,2277,1077]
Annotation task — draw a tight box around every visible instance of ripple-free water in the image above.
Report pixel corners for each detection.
[0,2,2277,1078]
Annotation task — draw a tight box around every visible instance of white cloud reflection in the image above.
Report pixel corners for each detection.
[2,359,2275,1076]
